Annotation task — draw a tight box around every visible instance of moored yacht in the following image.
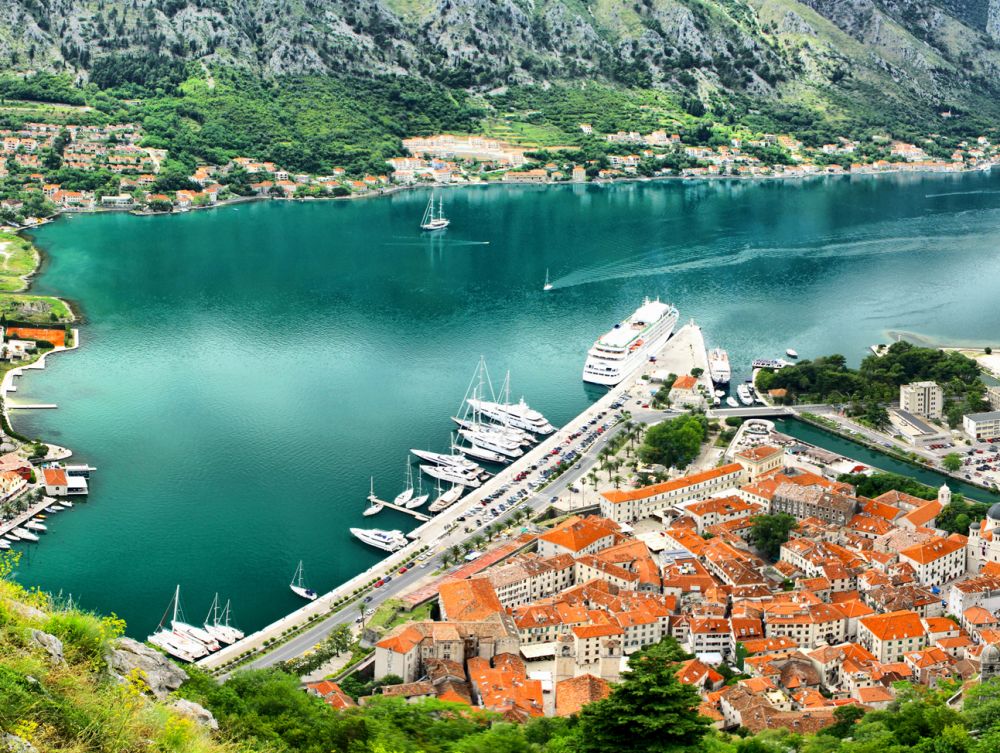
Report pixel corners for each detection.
[290,560,317,601]
[419,463,483,487]
[428,482,464,513]
[708,348,731,384]
[350,527,408,552]
[453,442,508,465]
[364,477,382,516]
[452,417,534,445]
[204,594,244,645]
[467,396,554,435]
[410,448,480,473]
[582,298,680,386]
[457,429,523,458]
[737,384,754,406]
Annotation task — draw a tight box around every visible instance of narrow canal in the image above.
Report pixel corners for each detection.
[774,418,1000,504]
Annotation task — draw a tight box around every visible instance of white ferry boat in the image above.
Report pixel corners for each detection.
[350,527,408,552]
[582,298,679,386]
[708,348,731,384]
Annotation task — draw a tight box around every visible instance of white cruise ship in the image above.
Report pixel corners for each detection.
[708,348,731,384]
[582,298,679,386]
[350,527,408,552]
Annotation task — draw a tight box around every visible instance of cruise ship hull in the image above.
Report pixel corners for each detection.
[582,299,679,386]
[582,329,674,386]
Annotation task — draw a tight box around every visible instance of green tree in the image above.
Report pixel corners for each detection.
[750,513,798,561]
[573,638,710,753]
[943,453,963,472]
[639,414,708,469]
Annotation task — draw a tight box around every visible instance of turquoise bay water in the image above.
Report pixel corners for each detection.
[15,172,1000,636]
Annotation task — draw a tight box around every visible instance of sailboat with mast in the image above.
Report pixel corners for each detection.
[420,195,450,231]
[394,462,415,507]
[404,468,430,509]
[364,477,383,516]
[203,594,244,645]
[543,269,553,291]
[290,561,318,601]
[147,586,213,662]
[428,478,464,513]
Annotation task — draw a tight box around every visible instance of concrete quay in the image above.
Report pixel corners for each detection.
[197,322,709,672]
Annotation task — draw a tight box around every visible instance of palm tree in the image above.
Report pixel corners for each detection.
[460,541,473,554]
[588,471,599,490]
[472,535,486,549]
[612,474,623,489]
[358,602,367,629]
[450,544,461,562]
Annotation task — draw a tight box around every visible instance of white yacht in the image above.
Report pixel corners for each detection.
[26,520,47,532]
[453,442,508,464]
[737,384,754,406]
[582,298,680,386]
[173,620,221,652]
[466,397,554,435]
[394,463,415,507]
[364,477,383,516]
[420,195,449,231]
[458,429,523,458]
[429,482,464,513]
[708,348,731,384]
[452,417,534,445]
[420,463,482,487]
[0,540,10,550]
[410,448,480,473]
[726,396,739,408]
[148,586,212,662]
[404,474,429,509]
[785,348,799,359]
[350,527,408,552]
[204,594,244,645]
[12,528,38,542]
[290,560,318,601]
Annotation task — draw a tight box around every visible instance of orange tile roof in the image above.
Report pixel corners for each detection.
[736,445,781,462]
[43,468,67,486]
[555,674,610,716]
[601,463,743,504]
[538,515,618,552]
[438,578,503,621]
[376,625,424,654]
[899,534,965,564]
[902,500,943,527]
[860,610,925,641]
[672,374,698,390]
[572,623,623,639]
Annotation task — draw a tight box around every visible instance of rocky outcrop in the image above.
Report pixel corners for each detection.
[169,699,219,730]
[104,637,187,700]
[1,734,38,753]
[30,630,64,664]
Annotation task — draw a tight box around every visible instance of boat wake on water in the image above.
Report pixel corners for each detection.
[547,207,1000,290]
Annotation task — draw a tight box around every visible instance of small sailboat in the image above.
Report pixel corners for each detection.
[420,195,450,231]
[543,269,553,292]
[405,469,429,509]
[394,463,415,507]
[290,561,317,601]
[147,586,214,662]
[364,477,383,517]
[203,594,244,645]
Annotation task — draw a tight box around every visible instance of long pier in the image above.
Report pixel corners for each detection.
[197,322,711,671]
[368,497,431,523]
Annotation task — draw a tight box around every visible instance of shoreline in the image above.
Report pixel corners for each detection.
[17,159,994,226]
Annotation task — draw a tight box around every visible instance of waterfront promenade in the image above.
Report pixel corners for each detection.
[197,322,711,671]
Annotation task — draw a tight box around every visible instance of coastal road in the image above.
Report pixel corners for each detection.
[242,415,636,674]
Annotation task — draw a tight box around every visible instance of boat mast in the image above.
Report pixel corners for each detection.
[172,585,180,626]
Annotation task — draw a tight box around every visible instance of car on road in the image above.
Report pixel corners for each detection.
[363,595,373,602]
[374,580,385,588]
[399,566,408,574]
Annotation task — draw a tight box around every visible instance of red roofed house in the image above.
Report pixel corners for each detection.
[599,463,747,523]
[305,680,356,709]
[438,578,504,621]
[42,467,68,496]
[898,534,967,588]
[536,515,619,557]
[555,674,610,716]
[858,610,927,662]
[734,445,784,482]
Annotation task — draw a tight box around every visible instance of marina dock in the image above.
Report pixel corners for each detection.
[7,403,58,410]
[368,498,431,523]
[0,495,58,538]
[197,322,709,672]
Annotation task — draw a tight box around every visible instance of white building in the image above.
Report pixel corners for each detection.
[899,381,943,420]
[898,535,967,588]
[964,411,1000,441]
